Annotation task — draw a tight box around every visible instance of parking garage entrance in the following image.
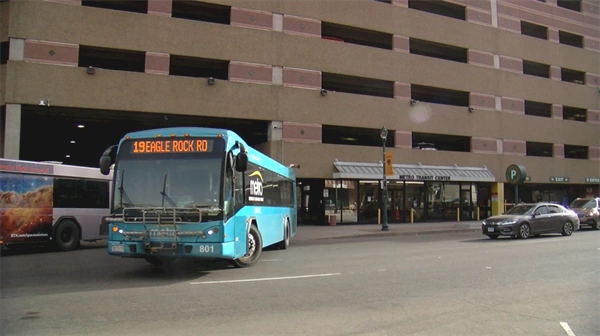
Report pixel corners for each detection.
[10,105,270,168]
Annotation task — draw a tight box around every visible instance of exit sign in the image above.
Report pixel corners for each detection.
[549,177,570,183]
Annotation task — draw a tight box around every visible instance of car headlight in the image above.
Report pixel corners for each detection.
[498,219,518,225]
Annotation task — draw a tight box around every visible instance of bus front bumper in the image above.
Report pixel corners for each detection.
[107,241,236,259]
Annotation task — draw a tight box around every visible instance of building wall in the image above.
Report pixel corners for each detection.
[1,0,599,184]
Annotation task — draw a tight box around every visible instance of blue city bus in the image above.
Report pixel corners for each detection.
[98,127,296,268]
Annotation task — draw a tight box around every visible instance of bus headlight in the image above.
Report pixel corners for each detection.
[205,227,219,236]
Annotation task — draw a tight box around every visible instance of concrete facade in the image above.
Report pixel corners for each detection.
[1,0,599,185]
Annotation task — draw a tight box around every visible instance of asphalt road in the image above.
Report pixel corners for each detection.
[1,230,599,336]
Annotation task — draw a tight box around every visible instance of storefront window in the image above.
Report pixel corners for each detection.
[324,180,357,224]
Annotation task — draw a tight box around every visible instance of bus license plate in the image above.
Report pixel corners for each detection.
[111,244,125,253]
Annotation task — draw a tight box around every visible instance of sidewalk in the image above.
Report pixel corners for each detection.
[292,221,482,241]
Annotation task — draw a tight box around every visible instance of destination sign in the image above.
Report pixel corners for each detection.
[130,138,214,154]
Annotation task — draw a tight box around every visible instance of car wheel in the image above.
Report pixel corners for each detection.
[517,223,530,239]
[591,220,599,230]
[561,221,574,236]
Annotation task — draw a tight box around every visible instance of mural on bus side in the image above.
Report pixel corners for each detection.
[0,174,53,243]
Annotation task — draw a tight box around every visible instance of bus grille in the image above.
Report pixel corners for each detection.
[122,207,202,224]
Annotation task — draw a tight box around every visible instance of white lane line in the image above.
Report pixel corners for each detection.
[260,259,282,262]
[190,273,341,285]
[560,322,577,336]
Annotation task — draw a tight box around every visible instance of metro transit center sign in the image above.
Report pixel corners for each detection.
[398,174,451,181]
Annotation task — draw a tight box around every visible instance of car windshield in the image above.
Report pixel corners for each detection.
[570,199,597,208]
[505,204,535,215]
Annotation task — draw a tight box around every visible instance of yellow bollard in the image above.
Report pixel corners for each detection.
[378,209,380,225]
[457,208,460,222]
[477,207,480,221]
[410,209,414,224]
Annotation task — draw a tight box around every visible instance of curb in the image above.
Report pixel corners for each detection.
[296,228,481,241]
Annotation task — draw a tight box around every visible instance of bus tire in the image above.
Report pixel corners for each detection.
[276,219,290,250]
[54,220,80,252]
[231,225,262,268]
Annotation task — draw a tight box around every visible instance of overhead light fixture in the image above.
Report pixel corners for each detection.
[70,140,76,144]
[77,124,85,129]
[65,154,71,158]
[410,99,418,106]
[320,88,328,96]
[87,66,96,75]
[38,99,50,107]
[207,77,215,85]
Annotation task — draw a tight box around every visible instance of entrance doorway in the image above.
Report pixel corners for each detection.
[297,179,325,225]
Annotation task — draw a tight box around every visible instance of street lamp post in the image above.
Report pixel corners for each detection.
[380,127,389,231]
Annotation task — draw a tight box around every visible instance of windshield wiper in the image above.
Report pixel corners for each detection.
[119,169,134,208]
[160,173,177,207]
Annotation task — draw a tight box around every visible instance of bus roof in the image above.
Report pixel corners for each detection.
[0,158,112,180]
[121,127,295,179]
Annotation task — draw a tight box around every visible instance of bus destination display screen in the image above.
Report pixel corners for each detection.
[129,138,216,154]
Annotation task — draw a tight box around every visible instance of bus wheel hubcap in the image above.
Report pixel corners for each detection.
[247,234,255,257]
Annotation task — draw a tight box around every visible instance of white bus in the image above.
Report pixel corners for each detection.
[0,158,112,251]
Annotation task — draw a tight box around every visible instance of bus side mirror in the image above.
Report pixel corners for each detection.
[99,145,117,175]
[99,156,112,175]
[235,152,248,172]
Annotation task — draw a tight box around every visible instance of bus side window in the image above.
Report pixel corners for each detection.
[234,173,244,212]
[223,155,234,220]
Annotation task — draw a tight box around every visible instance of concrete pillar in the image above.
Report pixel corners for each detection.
[3,104,21,159]
[491,182,504,216]
[268,121,283,164]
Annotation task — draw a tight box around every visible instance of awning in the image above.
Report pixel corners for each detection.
[333,160,496,182]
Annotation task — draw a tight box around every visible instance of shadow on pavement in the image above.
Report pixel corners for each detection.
[459,234,572,243]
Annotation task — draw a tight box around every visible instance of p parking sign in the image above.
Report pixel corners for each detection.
[505,164,527,185]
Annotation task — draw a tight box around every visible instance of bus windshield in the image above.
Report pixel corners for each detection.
[111,139,225,215]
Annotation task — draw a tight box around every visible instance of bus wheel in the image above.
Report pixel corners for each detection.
[276,220,290,250]
[54,220,80,252]
[231,225,262,268]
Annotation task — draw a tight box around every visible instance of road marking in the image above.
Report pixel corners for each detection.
[560,322,576,336]
[190,273,341,285]
[485,267,492,269]
[260,259,282,262]
[377,269,386,272]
